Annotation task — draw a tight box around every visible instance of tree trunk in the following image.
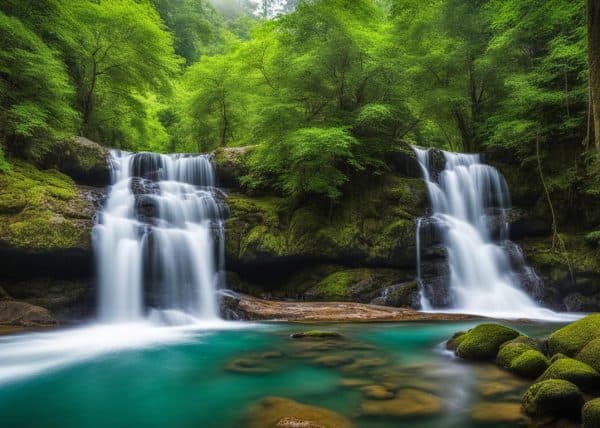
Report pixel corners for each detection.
[588,0,600,150]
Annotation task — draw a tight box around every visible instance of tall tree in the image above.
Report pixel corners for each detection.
[588,0,600,150]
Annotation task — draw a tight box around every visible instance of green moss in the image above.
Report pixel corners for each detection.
[547,314,600,356]
[308,269,371,300]
[522,379,582,418]
[551,353,568,363]
[585,231,600,247]
[583,398,600,428]
[537,357,600,392]
[455,324,520,360]
[576,338,600,373]
[496,341,535,368]
[0,161,90,250]
[509,350,549,379]
[446,331,466,351]
[290,330,344,339]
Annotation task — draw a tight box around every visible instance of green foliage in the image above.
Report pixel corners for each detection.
[0,11,78,160]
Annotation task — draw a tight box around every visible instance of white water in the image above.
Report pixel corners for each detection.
[414,147,573,320]
[94,151,226,324]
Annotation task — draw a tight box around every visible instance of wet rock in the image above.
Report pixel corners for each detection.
[0,300,57,326]
[360,385,394,400]
[225,357,272,374]
[342,358,388,373]
[246,396,353,428]
[477,381,523,398]
[313,355,354,368]
[369,281,419,308]
[359,388,443,418]
[522,379,583,418]
[470,402,529,424]
[290,331,344,340]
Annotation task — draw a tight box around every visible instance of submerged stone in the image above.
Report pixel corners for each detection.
[455,324,520,360]
[313,355,354,368]
[246,396,353,428]
[359,388,443,418]
[521,379,583,418]
[470,402,529,424]
[290,331,344,340]
[360,385,394,400]
[225,358,272,374]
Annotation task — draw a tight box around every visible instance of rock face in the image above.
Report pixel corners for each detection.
[0,137,110,323]
[222,147,431,305]
[0,300,57,327]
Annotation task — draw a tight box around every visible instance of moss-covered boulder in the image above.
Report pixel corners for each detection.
[509,350,549,379]
[521,379,583,418]
[537,358,600,392]
[42,137,110,186]
[446,331,467,351]
[213,146,253,190]
[455,324,520,360]
[547,314,600,356]
[497,341,536,368]
[0,161,95,252]
[583,398,600,428]
[304,269,400,301]
[576,338,600,373]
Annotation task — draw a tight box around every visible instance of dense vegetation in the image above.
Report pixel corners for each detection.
[0,0,598,203]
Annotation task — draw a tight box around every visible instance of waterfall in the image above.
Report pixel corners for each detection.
[93,151,227,324]
[413,147,559,319]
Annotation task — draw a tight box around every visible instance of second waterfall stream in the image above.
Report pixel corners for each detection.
[414,147,563,320]
[94,151,227,325]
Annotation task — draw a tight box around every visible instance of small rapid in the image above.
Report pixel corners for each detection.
[414,147,573,320]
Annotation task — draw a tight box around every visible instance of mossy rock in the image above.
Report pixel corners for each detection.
[583,398,600,428]
[455,324,520,360]
[497,341,536,368]
[305,269,400,301]
[547,314,600,357]
[537,358,600,392]
[576,338,600,373]
[522,379,583,418]
[290,330,344,340]
[446,331,466,351]
[550,353,568,363]
[0,161,93,251]
[43,137,110,186]
[246,396,353,428]
[509,350,549,379]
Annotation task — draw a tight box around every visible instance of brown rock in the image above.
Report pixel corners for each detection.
[247,396,353,428]
[470,402,529,425]
[0,300,57,327]
[360,388,443,418]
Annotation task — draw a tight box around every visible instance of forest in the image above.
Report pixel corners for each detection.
[1,0,598,203]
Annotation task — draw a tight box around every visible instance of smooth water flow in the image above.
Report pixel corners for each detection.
[414,147,560,319]
[94,151,226,324]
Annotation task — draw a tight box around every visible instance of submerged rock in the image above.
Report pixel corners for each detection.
[290,331,344,340]
[359,388,443,418]
[583,398,600,428]
[537,358,600,392]
[360,385,394,400]
[0,300,57,327]
[470,402,529,424]
[246,396,353,428]
[521,379,583,418]
[455,324,520,360]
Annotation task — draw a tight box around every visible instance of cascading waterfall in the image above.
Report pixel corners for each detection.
[93,151,227,324]
[413,147,559,319]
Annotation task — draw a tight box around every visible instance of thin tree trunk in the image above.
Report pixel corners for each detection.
[588,0,600,150]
